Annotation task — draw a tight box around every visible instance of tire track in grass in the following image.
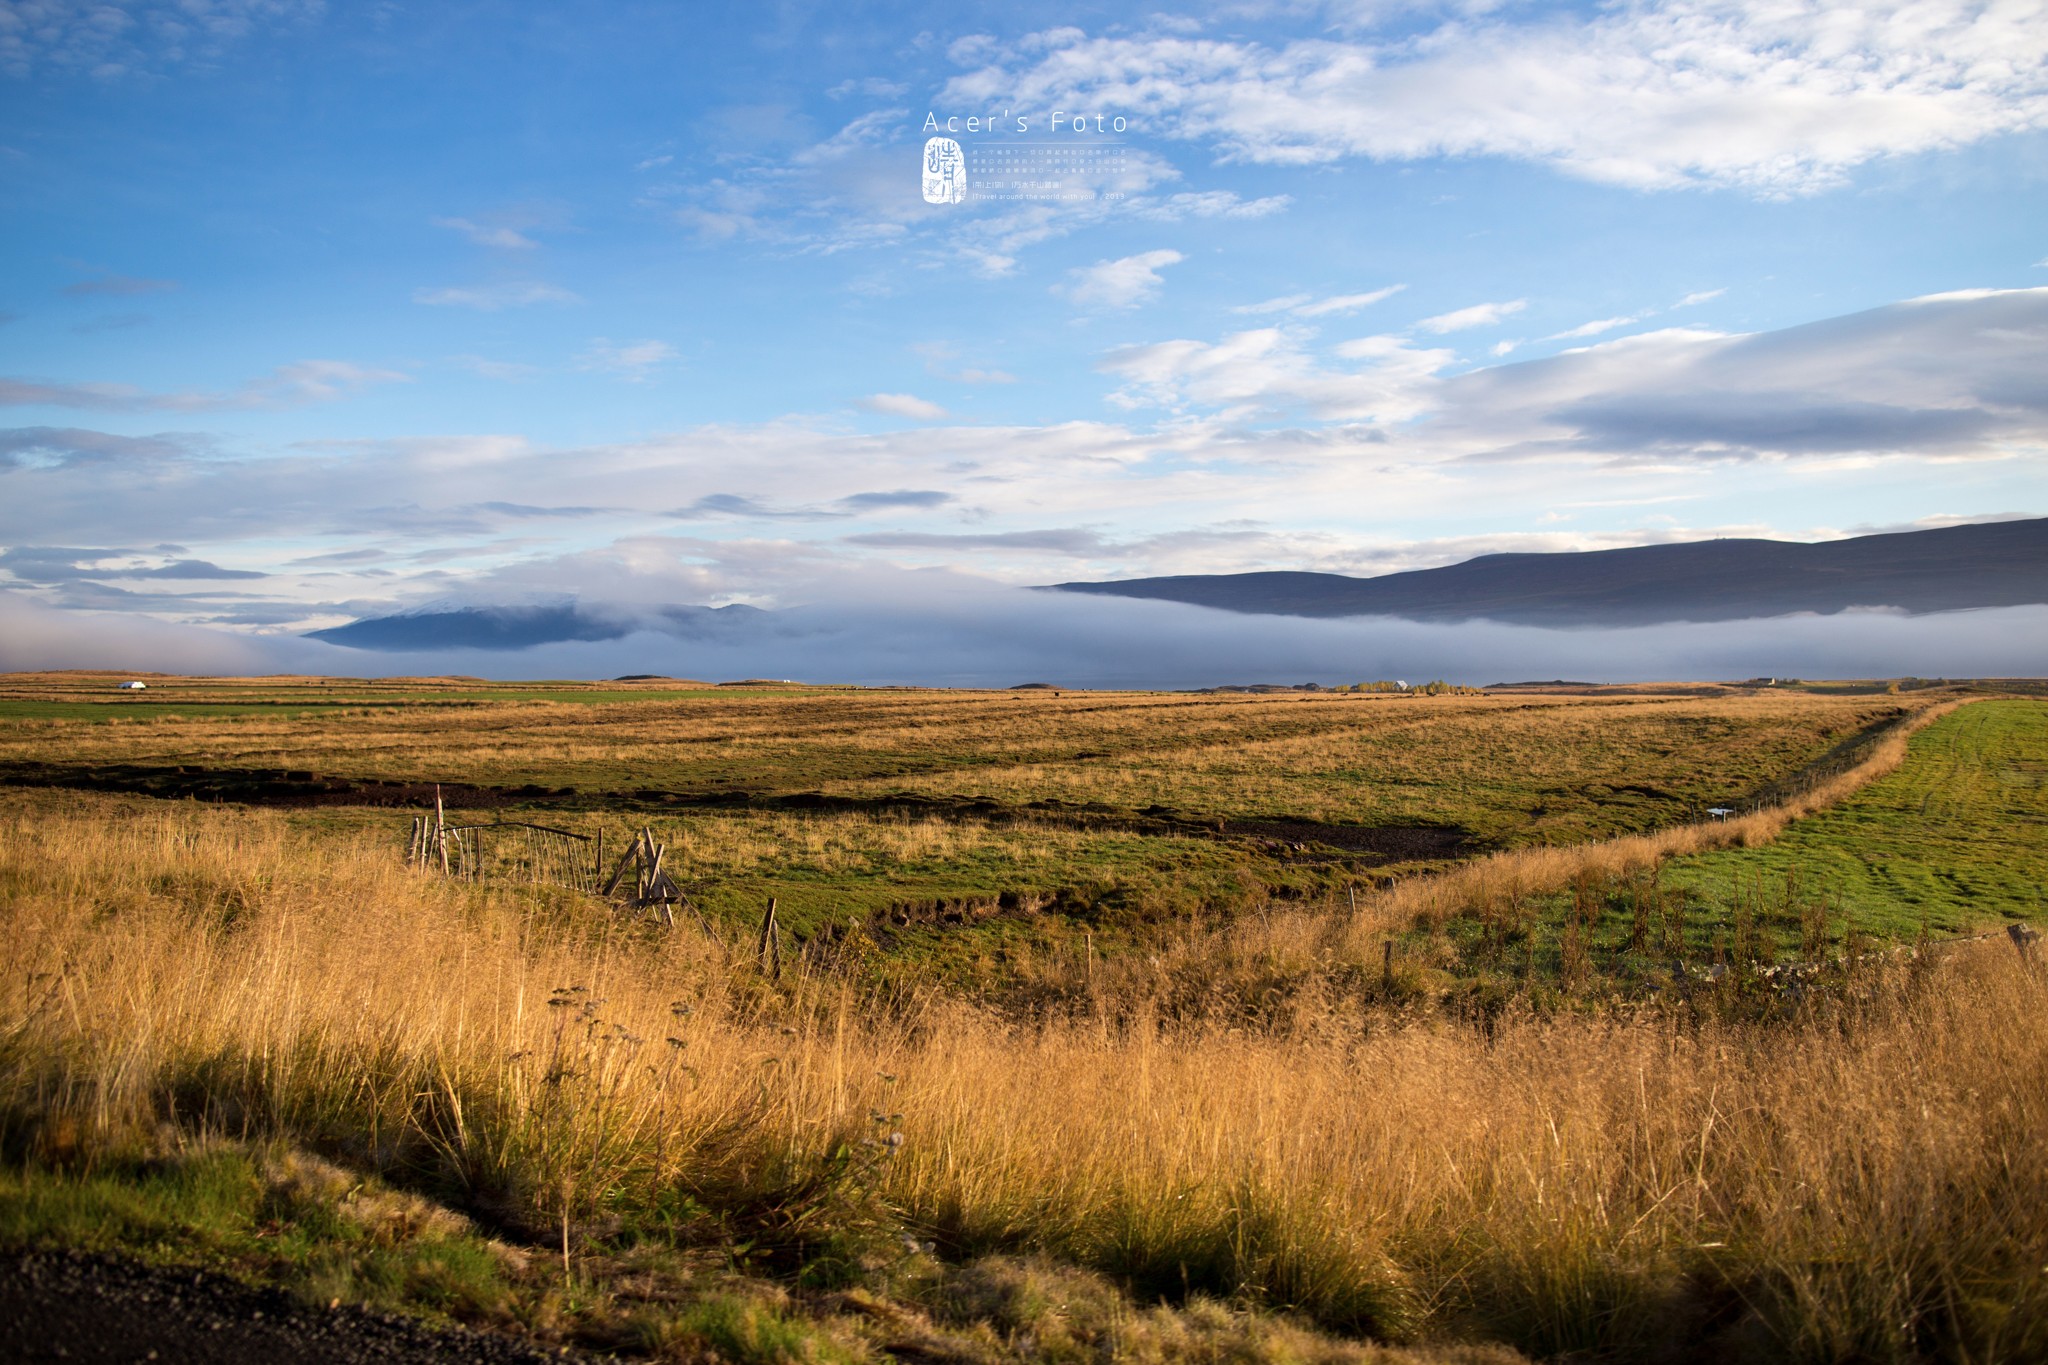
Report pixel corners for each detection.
[1657,699,2048,941]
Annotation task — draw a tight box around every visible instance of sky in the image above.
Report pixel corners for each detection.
[1,0,2045,683]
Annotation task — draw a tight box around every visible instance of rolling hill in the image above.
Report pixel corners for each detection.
[1052,517,2048,625]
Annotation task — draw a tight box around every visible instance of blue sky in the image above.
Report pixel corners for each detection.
[1,0,2046,680]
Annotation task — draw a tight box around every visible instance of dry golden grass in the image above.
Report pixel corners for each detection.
[0,678,1919,846]
[5,785,2044,1361]
[0,680,1939,956]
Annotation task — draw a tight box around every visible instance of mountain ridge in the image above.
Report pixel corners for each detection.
[1050,518,2048,625]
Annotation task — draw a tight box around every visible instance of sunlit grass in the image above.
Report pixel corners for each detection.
[4,768,2046,1360]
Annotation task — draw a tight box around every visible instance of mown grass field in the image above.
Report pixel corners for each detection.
[2,673,2044,1364]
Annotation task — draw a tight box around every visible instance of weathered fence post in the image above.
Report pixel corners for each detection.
[647,832,668,902]
[435,785,449,875]
[757,897,782,979]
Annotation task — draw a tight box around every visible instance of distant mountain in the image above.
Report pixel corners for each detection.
[307,603,763,651]
[1052,518,2048,626]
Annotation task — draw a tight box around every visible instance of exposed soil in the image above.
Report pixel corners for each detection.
[0,761,560,810]
[0,1248,609,1364]
[0,760,1471,865]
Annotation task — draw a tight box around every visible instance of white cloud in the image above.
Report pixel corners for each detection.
[1546,314,1648,341]
[1126,190,1293,221]
[1904,287,2011,304]
[1059,249,1185,310]
[792,108,905,165]
[1674,288,1727,307]
[0,360,408,412]
[856,393,949,421]
[431,217,538,250]
[1233,287,1410,318]
[1104,287,2048,460]
[1432,287,2048,462]
[1294,286,1407,317]
[413,282,580,310]
[1102,326,1452,421]
[944,4,2048,195]
[652,108,1230,275]
[1233,294,1314,315]
[673,206,757,242]
[451,355,542,382]
[251,361,411,406]
[825,76,909,100]
[913,342,1017,385]
[1417,299,1526,333]
[577,339,676,382]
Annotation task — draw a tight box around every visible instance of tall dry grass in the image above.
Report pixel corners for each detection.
[998,702,1966,1016]
[4,784,2044,1360]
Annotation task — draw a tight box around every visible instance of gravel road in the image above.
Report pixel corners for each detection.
[0,1249,613,1364]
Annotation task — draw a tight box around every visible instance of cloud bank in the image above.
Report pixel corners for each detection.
[5,582,2043,691]
[1,289,2041,634]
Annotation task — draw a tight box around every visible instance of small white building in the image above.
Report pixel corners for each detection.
[117,681,147,691]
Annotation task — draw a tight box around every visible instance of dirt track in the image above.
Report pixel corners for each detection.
[0,1249,609,1364]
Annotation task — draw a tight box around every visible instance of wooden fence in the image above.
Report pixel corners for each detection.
[405,787,713,930]
[404,791,796,968]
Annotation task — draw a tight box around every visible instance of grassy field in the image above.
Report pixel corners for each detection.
[0,674,1915,836]
[2,787,2044,1362]
[2,673,2044,1363]
[1391,699,2048,998]
[0,672,1933,959]
[1661,698,2048,940]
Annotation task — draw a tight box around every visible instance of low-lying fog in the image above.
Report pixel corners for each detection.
[5,581,2045,688]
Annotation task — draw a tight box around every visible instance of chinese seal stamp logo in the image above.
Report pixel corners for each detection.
[922,136,966,204]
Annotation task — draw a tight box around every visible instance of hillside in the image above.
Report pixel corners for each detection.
[1052,517,2048,624]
